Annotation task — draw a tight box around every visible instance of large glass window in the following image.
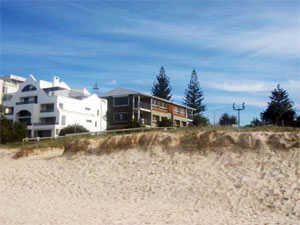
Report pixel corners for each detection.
[161,102,167,109]
[113,97,129,106]
[114,112,129,122]
[152,99,158,107]
[22,85,37,92]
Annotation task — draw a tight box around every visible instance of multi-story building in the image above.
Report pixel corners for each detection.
[2,74,107,137]
[101,88,195,129]
[0,74,26,104]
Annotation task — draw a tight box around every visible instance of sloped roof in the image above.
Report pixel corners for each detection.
[101,87,140,97]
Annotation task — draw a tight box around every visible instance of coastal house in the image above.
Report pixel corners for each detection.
[101,87,195,129]
[2,75,107,137]
[0,75,26,104]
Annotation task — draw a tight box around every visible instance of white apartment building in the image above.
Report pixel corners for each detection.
[2,74,107,137]
[0,75,26,104]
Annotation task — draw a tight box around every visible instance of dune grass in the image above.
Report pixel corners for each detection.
[1,125,299,151]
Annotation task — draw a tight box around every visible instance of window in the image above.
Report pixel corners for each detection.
[114,112,129,122]
[40,104,54,113]
[22,85,37,92]
[97,110,99,116]
[95,122,97,127]
[113,97,129,106]
[153,115,159,122]
[161,102,167,109]
[174,106,179,112]
[61,116,66,125]
[59,103,63,109]
[181,108,186,114]
[85,107,91,111]
[86,120,92,123]
[4,107,14,115]
[152,99,158,107]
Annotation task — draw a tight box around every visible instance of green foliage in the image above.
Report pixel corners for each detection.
[294,115,300,127]
[59,124,89,136]
[249,118,264,127]
[193,114,209,126]
[0,116,27,144]
[151,66,172,100]
[261,84,296,126]
[125,121,142,128]
[12,122,27,142]
[157,117,173,127]
[183,69,205,114]
[219,113,237,126]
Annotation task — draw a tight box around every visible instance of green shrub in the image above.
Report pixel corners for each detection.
[125,121,141,128]
[157,118,173,127]
[12,122,27,142]
[0,117,27,144]
[193,114,210,126]
[59,124,89,136]
[219,113,237,126]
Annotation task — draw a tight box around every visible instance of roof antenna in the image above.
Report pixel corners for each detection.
[93,82,100,95]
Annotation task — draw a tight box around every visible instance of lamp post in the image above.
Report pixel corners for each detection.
[233,102,245,127]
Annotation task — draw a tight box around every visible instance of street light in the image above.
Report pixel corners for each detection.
[233,102,245,127]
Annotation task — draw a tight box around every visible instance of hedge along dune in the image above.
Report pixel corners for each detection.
[1,131,300,225]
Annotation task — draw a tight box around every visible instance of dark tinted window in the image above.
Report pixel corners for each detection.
[22,85,37,92]
[114,97,129,106]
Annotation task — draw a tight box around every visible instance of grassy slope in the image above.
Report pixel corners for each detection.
[1,125,299,150]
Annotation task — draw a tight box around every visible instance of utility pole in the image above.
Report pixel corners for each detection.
[233,102,245,127]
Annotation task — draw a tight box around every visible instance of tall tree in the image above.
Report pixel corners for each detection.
[261,84,296,126]
[151,66,172,100]
[183,69,205,114]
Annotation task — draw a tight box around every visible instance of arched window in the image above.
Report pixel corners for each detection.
[22,85,37,92]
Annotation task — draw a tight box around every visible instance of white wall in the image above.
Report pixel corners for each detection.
[2,75,107,137]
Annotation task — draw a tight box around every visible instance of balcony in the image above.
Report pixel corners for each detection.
[16,100,37,105]
[40,109,54,113]
[33,122,59,126]
[134,101,151,110]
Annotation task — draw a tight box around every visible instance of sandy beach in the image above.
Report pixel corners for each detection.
[0,131,299,225]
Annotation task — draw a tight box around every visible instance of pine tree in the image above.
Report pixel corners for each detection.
[183,69,205,114]
[261,84,296,126]
[151,66,172,100]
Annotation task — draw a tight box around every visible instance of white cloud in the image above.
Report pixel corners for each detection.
[205,95,268,108]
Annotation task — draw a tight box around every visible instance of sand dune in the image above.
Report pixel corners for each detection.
[0,131,299,224]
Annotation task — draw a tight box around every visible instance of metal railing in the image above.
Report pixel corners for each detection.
[16,101,37,105]
[33,122,59,126]
[134,101,151,109]
[40,109,54,113]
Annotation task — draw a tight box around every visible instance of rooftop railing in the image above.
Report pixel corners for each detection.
[16,100,37,105]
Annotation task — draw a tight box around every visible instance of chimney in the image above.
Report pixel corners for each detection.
[53,76,60,87]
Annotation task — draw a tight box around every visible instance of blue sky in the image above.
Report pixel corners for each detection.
[1,0,299,125]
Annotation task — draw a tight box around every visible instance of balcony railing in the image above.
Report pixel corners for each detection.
[33,122,59,126]
[40,109,54,113]
[134,101,151,109]
[16,101,37,105]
